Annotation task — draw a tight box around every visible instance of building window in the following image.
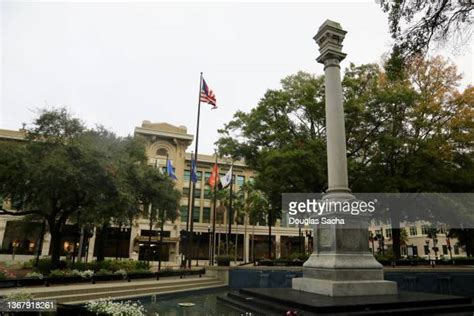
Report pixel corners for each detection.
[182,187,190,197]
[454,245,460,255]
[442,245,448,255]
[236,175,245,186]
[409,226,417,236]
[204,185,212,199]
[204,172,211,183]
[180,206,188,222]
[193,187,201,198]
[401,245,407,256]
[421,225,430,235]
[203,207,211,223]
[216,208,224,224]
[249,177,255,184]
[156,148,168,156]
[375,229,382,238]
[193,207,200,223]
[385,229,392,238]
[438,227,447,234]
[184,170,190,182]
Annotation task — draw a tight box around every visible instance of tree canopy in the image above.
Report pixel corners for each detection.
[216,56,473,256]
[0,108,181,266]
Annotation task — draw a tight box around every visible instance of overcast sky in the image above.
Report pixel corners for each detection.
[1,1,472,154]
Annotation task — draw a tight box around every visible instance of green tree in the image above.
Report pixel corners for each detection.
[449,229,474,257]
[0,108,180,267]
[217,57,473,259]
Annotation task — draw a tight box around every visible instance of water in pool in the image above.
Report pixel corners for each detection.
[136,288,242,316]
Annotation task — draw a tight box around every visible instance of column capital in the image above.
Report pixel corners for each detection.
[313,20,347,65]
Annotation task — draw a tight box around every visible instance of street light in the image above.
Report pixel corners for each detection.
[433,237,439,260]
[305,230,313,255]
[196,232,202,267]
[446,233,453,262]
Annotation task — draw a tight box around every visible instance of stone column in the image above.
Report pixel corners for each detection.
[244,225,250,263]
[275,234,281,259]
[292,20,397,297]
[87,227,97,262]
[0,219,7,247]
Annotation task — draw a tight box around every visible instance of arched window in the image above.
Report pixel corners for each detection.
[156,148,168,157]
[154,148,169,172]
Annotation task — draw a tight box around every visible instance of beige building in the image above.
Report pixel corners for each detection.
[368,222,466,260]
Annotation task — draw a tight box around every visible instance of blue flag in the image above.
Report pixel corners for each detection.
[166,159,177,180]
[191,158,198,184]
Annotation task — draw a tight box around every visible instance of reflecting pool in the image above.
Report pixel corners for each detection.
[136,287,240,316]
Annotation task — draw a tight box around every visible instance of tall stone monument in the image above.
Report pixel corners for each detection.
[292,20,398,297]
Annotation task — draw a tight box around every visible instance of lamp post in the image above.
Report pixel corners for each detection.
[433,237,439,261]
[425,240,431,261]
[12,240,20,261]
[446,234,453,262]
[196,232,202,267]
[305,230,313,255]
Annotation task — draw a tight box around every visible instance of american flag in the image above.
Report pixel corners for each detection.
[200,78,217,109]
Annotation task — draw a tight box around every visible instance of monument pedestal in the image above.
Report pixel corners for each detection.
[292,278,397,297]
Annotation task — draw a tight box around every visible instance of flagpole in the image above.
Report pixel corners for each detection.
[211,154,218,265]
[189,72,203,268]
[181,152,192,268]
[227,162,234,255]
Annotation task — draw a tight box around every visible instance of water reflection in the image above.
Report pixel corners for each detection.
[138,289,240,316]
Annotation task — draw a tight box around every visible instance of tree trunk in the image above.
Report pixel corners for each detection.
[96,223,108,262]
[49,224,62,269]
[251,224,255,262]
[77,225,85,262]
[268,209,272,259]
[391,212,402,260]
[244,214,248,263]
[392,228,401,259]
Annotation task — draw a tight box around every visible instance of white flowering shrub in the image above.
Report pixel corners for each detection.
[114,269,128,279]
[25,272,44,279]
[71,269,94,279]
[85,298,145,316]
[81,269,94,279]
[5,292,34,301]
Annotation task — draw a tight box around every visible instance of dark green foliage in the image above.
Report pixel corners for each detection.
[0,108,181,267]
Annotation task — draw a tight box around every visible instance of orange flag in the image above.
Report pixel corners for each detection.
[209,163,220,189]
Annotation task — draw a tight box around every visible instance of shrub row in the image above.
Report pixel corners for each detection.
[24,258,150,275]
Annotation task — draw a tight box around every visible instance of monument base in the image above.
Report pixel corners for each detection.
[218,288,474,315]
[292,277,397,296]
